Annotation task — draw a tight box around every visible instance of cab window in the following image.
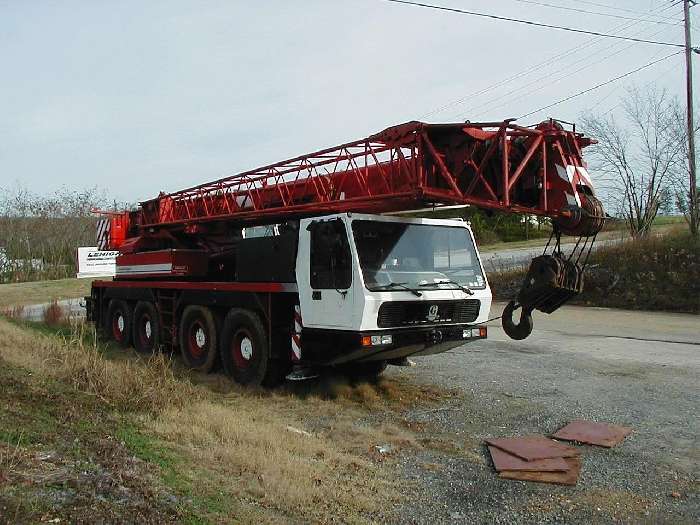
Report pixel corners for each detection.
[309,220,352,289]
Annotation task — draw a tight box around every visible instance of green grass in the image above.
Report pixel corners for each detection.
[0,357,179,523]
[0,277,94,309]
[653,215,686,226]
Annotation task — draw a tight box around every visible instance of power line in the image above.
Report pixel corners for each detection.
[509,0,680,26]
[420,1,682,119]
[465,24,676,120]
[518,51,683,119]
[597,60,681,116]
[384,0,687,48]
[561,0,681,22]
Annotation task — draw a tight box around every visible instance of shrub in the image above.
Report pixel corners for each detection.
[42,300,65,327]
[487,232,700,313]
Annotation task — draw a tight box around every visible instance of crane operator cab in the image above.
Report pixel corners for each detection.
[295,213,491,368]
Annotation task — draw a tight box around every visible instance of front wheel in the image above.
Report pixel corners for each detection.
[220,308,286,387]
[179,305,218,372]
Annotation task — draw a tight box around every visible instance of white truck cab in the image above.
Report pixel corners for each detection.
[295,213,492,365]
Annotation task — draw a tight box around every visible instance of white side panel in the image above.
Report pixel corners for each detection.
[76,247,118,278]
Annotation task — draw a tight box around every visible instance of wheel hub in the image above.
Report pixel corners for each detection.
[240,337,253,360]
[145,320,152,339]
[195,327,206,348]
[117,315,124,333]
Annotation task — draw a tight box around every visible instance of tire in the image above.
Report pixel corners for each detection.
[133,301,160,354]
[339,360,388,381]
[179,305,218,373]
[220,308,286,387]
[107,299,133,348]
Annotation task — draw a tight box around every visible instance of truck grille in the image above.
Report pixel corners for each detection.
[377,300,481,328]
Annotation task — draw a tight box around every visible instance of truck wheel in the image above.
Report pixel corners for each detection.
[179,305,218,373]
[220,308,285,387]
[133,301,160,354]
[339,360,388,381]
[107,299,133,348]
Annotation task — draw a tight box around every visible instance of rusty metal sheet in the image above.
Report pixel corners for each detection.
[552,420,632,448]
[499,457,581,486]
[488,446,569,472]
[485,435,580,461]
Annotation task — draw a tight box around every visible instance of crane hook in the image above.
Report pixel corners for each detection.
[501,301,534,340]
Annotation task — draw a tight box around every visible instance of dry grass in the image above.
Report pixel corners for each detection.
[0,318,455,522]
[583,231,700,312]
[0,304,25,320]
[146,400,394,522]
[0,277,94,309]
[0,440,23,481]
[0,320,193,414]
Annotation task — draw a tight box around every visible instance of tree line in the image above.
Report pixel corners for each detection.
[0,186,112,282]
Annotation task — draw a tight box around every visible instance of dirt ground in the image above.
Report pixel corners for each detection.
[387,302,699,524]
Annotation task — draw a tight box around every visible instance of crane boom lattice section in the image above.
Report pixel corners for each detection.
[137,120,599,233]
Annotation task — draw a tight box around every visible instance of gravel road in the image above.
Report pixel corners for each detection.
[389,303,699,524]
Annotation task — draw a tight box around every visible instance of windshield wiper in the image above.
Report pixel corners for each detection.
[419,280,474,295]
[372,281,422,297]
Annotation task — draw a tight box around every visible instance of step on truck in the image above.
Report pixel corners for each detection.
[86,119,604,386]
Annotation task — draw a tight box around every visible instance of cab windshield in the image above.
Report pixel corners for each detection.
[351,220,485,292]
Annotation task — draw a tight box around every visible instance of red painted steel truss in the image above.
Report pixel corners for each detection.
[130,119,597,234]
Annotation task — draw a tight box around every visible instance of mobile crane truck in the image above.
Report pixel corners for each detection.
[86,119,604,386]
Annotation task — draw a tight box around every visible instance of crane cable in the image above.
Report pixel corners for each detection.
[418,1,684,119]
[509,0,680,26]
[463,22,676,120]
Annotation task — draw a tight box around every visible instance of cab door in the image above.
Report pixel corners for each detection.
[296,218,355,329]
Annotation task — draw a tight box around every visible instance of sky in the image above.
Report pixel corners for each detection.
[0,0,693,202]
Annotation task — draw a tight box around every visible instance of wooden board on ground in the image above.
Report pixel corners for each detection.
[488,446,570,472]
[485,435,580,461]
[552,420,632,448]
[498,457,581,486]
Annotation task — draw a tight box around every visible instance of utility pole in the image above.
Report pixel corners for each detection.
[684,0,698,236]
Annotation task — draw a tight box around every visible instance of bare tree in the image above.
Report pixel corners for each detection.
[581,87,685,237]
[671,106,700,237]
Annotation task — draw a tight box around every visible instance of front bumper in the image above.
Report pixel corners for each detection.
[301,324,487,366]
